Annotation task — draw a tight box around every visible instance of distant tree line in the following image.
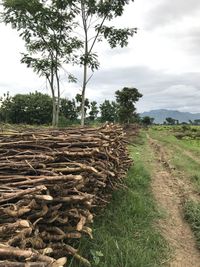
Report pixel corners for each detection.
[0,87,142,126]
[163,117,200,125]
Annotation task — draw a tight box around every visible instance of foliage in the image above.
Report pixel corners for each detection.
[0,92,52,124]
[75,93,90,116]
[1,0,82,126]
[0,92,12,122]
[0,91,102,125]
[73,0,137,125]
[115,87,142,123]
[165,117,176,125]
[141,116,154,126]
[99,100,118,123]
[89,101,99,121]
[1,0,137,126]
[90,250,104,266]
[60,98,78,121]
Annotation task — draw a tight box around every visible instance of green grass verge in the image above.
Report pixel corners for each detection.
[69,134,168,267]
[184,200,200,248]
[148,127,200,191]
[149,126,200,157]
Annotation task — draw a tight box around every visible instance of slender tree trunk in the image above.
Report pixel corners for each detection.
[49,85,56,128]
[81,62,87,126]
[52,97,57,127]
[55,68,60,127]
[47,62,56,127]
[79,2,107,126]
[80,1,88,127]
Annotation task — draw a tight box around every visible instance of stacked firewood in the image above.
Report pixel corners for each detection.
[0,124,132,266]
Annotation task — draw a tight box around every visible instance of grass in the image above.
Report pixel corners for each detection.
[69,134,168,267]
[149,126,200,156]
[148,126,200,191]
[184,200,200,248]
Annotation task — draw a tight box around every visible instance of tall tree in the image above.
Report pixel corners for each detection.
[75,0,136,126]
[1,0,82,126]
[100,100,118,122]
[115,87,142,124]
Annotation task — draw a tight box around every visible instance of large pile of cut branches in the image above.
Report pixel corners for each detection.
[0,124,131,266]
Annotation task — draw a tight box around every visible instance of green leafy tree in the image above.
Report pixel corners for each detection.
[88,101,99,121]
[60,98,78,121]
[0,92,52,124]
[165,117,176,125]
[141,116,154,126]
[2,0,82,126]
[0,92,12,122]
[74,0,137,126]
[115,87,142,124]
[100,100,118,122]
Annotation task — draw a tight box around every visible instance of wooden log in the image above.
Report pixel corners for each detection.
[0,246,55,263]
[0,220,30,235]
[0,186,47,204]
[0,261,48,267]
[6,175,82,187]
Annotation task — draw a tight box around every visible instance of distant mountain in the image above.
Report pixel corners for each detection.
[140,109,200,124]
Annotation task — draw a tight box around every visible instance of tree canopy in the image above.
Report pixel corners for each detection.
[0,92,52,124]
[1,0,136,126]
[115,87,142,123]
[75,0,137,125]
[0,86,143,125]
[1,0,82,126]
[100,100,118,123]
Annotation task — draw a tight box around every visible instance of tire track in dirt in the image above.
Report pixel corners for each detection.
[147,135,200,267]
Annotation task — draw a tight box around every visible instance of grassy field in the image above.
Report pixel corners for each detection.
[70,133,168,267]
[148,125,200,257]
[149,126,200,191]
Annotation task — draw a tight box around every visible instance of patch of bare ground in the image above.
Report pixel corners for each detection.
[147,135,200,267]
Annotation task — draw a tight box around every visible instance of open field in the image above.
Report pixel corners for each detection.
[149,125,200,191]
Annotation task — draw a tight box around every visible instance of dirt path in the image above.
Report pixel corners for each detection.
[148,135,200,267]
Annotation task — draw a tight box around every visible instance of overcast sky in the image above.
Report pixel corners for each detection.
[0,0,200,113]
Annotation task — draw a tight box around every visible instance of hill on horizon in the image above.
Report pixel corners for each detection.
[140,109,200,124]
